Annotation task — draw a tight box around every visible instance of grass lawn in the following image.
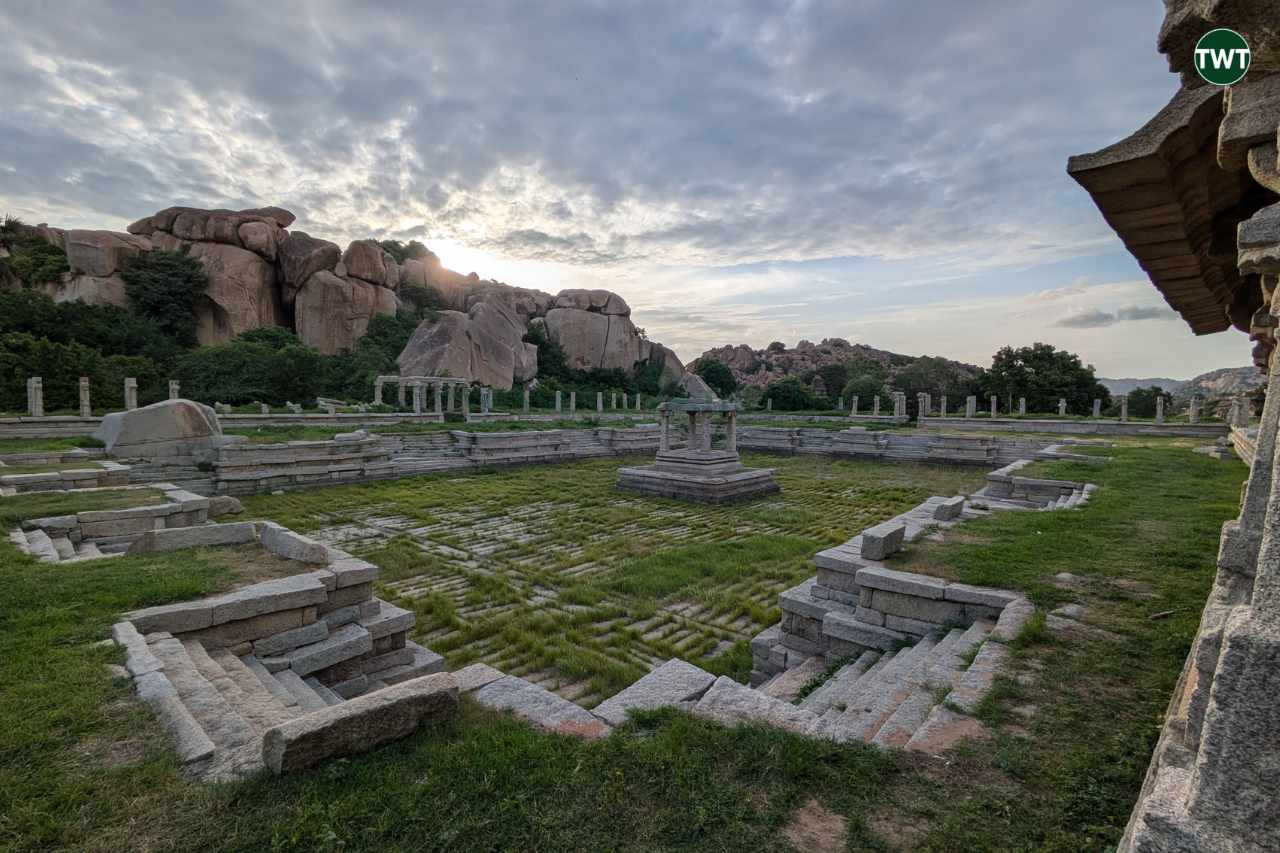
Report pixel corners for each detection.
[224,418,648,444]
[0,435,103,454]
[0,440,1246,851]
[0,487,165,528]
[241,453,984,704]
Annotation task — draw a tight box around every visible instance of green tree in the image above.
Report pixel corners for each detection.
[763,376,819,411]
[893,356,974,408]
[175,330,324,405]
[693,358,737,398]
[120,248,209,347]
[1123,386,1173,419]
[976,343,1109,414]
[842,373,886,403]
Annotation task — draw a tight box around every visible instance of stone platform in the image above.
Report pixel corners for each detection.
[617,449,779,504]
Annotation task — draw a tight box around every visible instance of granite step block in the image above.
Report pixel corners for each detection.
[473,675,611,738]
[759,655,827,703]
[305,676,345,707]
[148,637,258,757]
[366,641,445,686]
[693,675,821,736]
[591,659,717,726]
[360,600,415,640]
[208,647,297,730]
[241,654,299,709]
[261,623,372,677]
[798,649,879,713]
[132,669,216,764]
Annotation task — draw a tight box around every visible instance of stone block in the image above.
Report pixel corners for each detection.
[261,672,459,774]
[258,522,330,564]
[361,600,414,640]
[854,605,884,626]
[992,598,1035,643]
[691,675,819,736]
[252,619,329,657]
[331,674,369,699]
[207,572,330,626]
[317,582,374,614]
[125,600,214,634]
[822,611,906,651]
[453,662,506,693]
[856,566,947,600]
[944,583,1020,609]
[592,659,717,727]
[367,642,444,685]
[750,624,782,658]
[884,613,939,637]
[474,675,612,738]
[133,670,215,764]
[933,496,965,521]
[265,623,372,677]
[180,606,315,648]
[327,557,378,588]
[869,588,965,625]
[126,522,257,555]
[361,646,414,674]
[860,521,905,560]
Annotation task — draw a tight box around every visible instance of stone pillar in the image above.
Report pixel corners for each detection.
[850,396,858,416]
[837,396,844,412]
[1156,395,1165,424]
[1015,397,1024,416]
[569,391,576,415]
[446,383,455,412]
[1189,396,1200,424]
[461,386,471,416]
[766,398,772,412]
[435,382,443,415]
[872,396,880,416]
[1120,395,1129,422]
[555,390,562,413]
[726,411,737,453]
[636,394,641,411]
[687,412,697,449]
[124,377,138,411]
[168,380,180,401]
[659,408,670,452]
[917,393,928,426]
[990,395,997,418]
[611,392,617,410]
[1058,398,1067,416]
[373,380,384,406]
[597,391,603,413]
[701,413,713,451]
[482,388,491,414]
[78,376,90,418]
[398,381,407,409]
[939,395,947,416]
[1092,398,1102,418]
[27,376,43,417]
[412,383,424,415]
[522,386,530,414]
[622,392,629,409]
[966,395,976,418]
[1233,396,1249,428]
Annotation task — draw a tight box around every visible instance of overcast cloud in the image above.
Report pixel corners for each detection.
[0,0,1245,377]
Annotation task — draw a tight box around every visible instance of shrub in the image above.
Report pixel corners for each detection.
[693,358,737,398]
[175,330,325,405]
[120,248,208,347]
[763,376,820,411]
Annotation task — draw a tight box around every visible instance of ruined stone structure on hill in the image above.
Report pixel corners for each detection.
[11,207,682,389]
[1068,3,1280,849]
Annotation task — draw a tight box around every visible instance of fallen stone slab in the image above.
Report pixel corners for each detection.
[261,672,459,774]
[592,659,717,726]
[860,521,906,560]
[127,522,257,555]
[263,622,372,676]
[692,675,820,735]
[472,675,612,738]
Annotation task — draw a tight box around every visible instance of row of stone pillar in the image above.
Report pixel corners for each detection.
[656,409,736,454]
[526,389,644,416]
[25,376,147,418]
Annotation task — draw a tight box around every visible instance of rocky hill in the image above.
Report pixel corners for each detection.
[1098,377,1186,395]
[698,338,979,389]
[6,205,682,390]
[1173,366,1262,402]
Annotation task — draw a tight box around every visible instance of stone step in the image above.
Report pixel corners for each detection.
[366,641,445,686]
[815,648,898,715]
[51,535,76,560]
[147,636,262,778]
[832,635,939,743]
[798,650,879,713]
[692,675,821,736]
[241,654,299,709]
[207,647,298,729]
[869,628,968,748]
[472,674,611,738]
[759,655,827,702]
[187,640,287,735]
[305,676,345,707]
[269,667,326,712]
[24,529,59,563]
[260,622,373,677]
[74,541,104,560]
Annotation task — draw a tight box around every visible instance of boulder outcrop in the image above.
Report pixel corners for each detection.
[295,271,398,356]
[24,202,680,385]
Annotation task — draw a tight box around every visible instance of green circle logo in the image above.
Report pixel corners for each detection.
[1195,29,1251,85]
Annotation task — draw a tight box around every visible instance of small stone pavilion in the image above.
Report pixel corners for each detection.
[617,375,778,503]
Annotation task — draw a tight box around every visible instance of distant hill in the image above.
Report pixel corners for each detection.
[697,338,979,389]
[1098,368,1261,401]
[1098,377,1186,395]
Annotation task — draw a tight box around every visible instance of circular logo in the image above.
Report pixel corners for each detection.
[1194,29,1251,86]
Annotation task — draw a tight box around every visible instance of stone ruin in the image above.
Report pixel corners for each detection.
[1067,3,1280,850]
[616,374,779,503]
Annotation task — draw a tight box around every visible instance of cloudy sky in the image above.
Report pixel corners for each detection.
[0,1,1251,377]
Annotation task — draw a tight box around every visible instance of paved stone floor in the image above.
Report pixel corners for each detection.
[249,454,984,707]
